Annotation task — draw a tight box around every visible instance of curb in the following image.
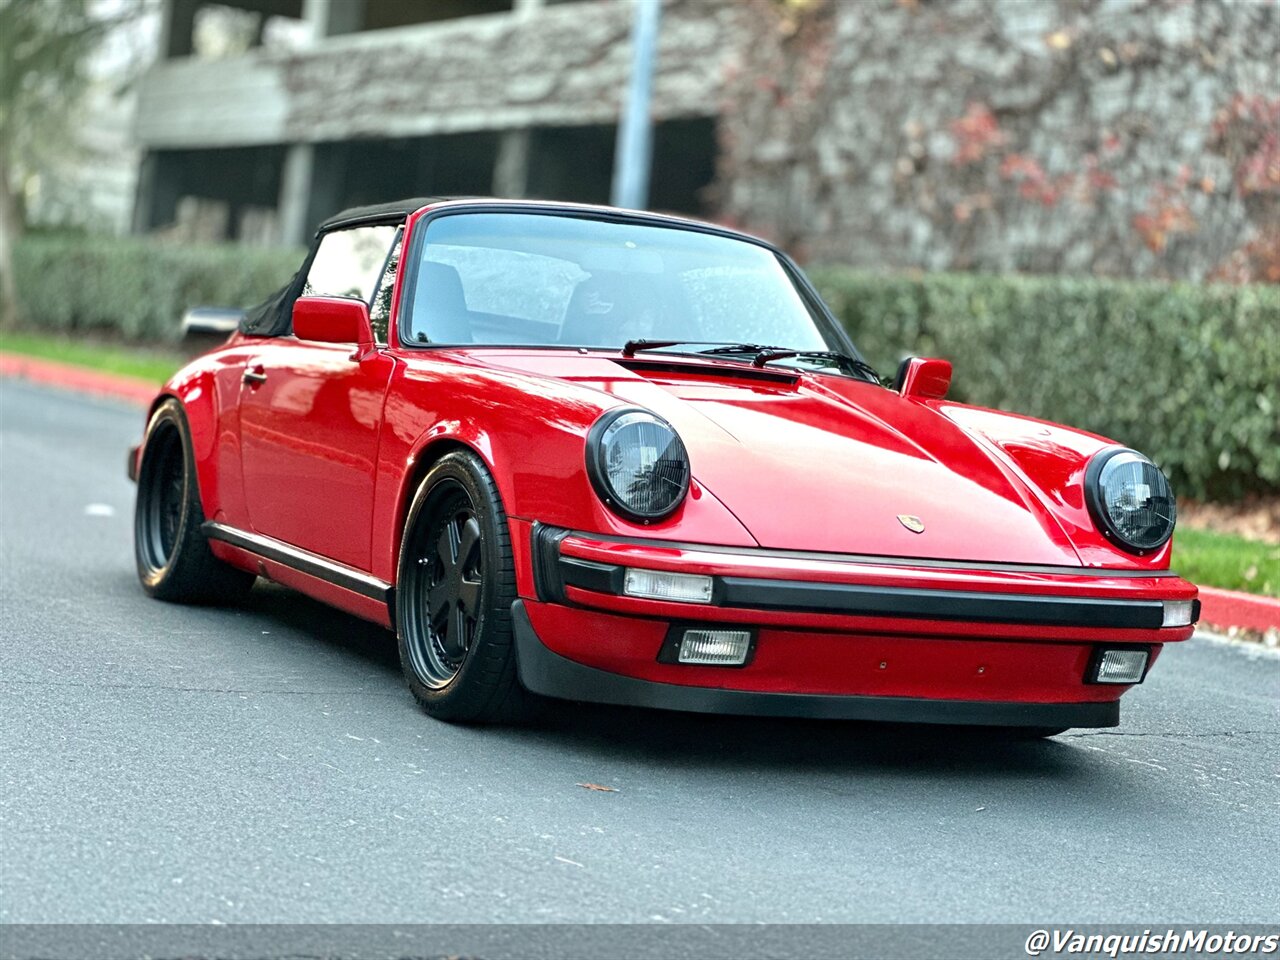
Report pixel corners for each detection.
[0,352,158,407]
[1197,585,1280,633]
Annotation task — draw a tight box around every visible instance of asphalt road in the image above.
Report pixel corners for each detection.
[1,379,1277,928]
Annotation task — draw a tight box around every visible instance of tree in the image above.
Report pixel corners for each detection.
[0,0,131,324]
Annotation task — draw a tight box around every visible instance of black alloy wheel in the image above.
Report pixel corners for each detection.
[404,484,483,687]
[395,450,535,723]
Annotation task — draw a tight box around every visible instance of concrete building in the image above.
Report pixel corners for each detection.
[131,0,1277,280]
[132,0,732,246]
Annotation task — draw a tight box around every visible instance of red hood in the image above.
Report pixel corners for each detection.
[472,352,1088,565]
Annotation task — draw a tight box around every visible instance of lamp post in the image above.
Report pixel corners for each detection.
[611,0,662,210]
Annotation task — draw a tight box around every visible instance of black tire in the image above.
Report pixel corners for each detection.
[134,399,256,604]
[395,450,535,723]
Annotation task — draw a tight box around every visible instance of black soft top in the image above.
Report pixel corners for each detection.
[317,196,470,233]
[241,197,474,337]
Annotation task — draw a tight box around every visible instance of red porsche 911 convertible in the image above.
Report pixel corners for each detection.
[129,197,1198,734]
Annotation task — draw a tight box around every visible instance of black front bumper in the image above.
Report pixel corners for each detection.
[511,601,1120,728]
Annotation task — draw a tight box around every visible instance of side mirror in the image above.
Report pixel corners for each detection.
[181,306,244,339]
[293,296,374,356]
[894,356,952,400]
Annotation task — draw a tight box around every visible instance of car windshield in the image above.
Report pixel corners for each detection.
[400,211,839,356]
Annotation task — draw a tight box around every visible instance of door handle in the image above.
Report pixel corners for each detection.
[243,365,267,385]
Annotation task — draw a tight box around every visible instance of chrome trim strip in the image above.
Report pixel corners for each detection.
[202,522,393,605]
[552,526,1179,579]
[554,553,1169,629]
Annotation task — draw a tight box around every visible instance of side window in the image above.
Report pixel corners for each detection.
[368,229,403,344]
[302,224,398,306]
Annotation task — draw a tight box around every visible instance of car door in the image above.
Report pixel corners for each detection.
[237,223,401,570]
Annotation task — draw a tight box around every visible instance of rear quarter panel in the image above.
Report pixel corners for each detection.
[149,341,255,530]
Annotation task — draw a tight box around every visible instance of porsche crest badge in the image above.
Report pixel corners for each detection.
[897,514,925,534]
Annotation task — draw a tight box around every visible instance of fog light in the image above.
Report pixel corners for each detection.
[677,629,752,666]
[1090,648,1149,684]
[1162,600,1194,627]
[623,568,713,603]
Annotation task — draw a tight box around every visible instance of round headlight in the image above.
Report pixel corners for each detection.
[586,409,690,522]
[1085,448,1176,553]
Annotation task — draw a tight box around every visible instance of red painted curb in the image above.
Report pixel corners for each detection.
[0,352,158,407]
[1198,585,1280,633]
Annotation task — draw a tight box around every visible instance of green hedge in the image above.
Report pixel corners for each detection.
[10,234,302,343]
[812,269,1280,501]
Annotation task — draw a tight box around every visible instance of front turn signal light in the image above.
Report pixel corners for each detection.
[1161,600,1195,628]
[623,568,714,604]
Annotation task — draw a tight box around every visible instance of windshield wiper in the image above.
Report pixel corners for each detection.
[699,343,880,382]
[697,343,791,356]
[621,340,776,358]
[620,340,881,384]
[751,349,882,383]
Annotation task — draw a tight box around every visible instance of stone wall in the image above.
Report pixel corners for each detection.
[280,0,738,138]
[136,0,742,148]
[713,0,1280,282]
[131,0,1279,279]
